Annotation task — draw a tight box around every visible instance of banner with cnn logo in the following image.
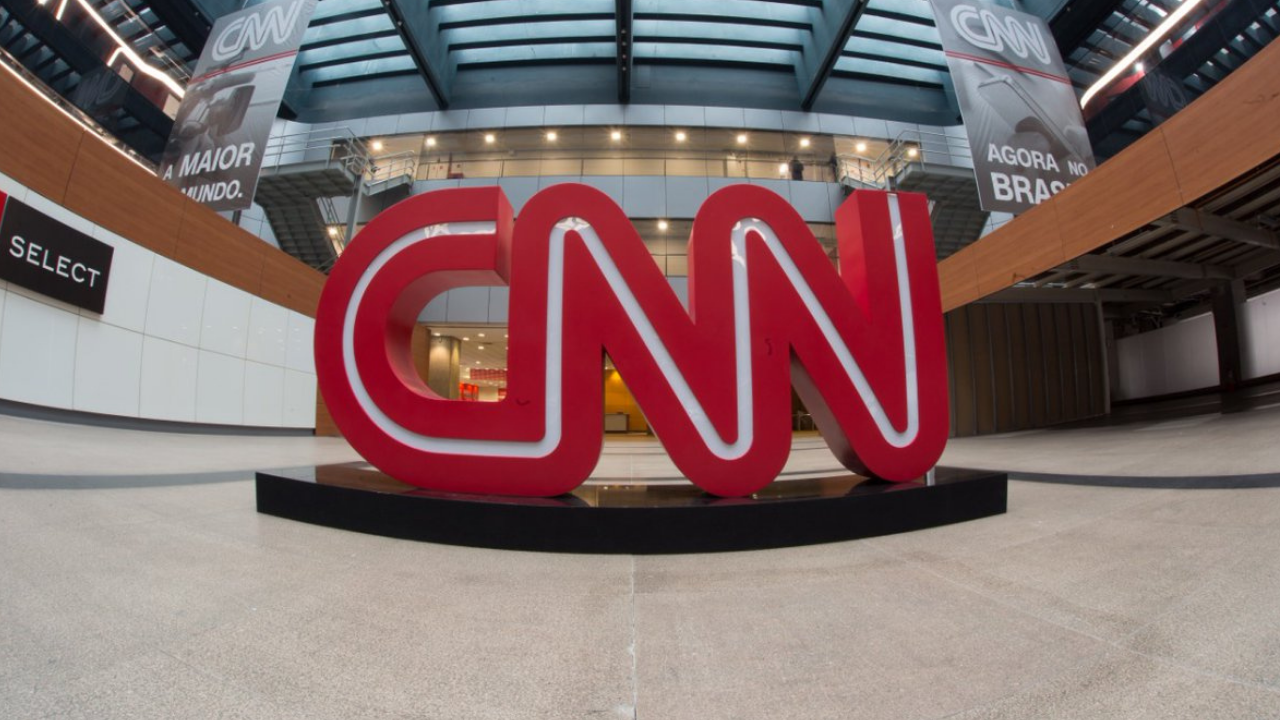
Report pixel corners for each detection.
[931,0,1095,214]
[158,0,317,212]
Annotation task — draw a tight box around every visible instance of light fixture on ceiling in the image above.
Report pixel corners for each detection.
[425,136,437,147]
[799,137,811,148]
[610,130,623,141]
[736,133,748,144]
[546,131,557,142]
[675,131,687,142]
[50,0,186,98]
[484,133,496,144]
[463,336,470,341]
[657,220,669,231]
[855,141,868,154]
[327,226,338,237]
[371,140,384,152]
[478,333,485,337]
[1081,0,1208,109]
[778,163,789,175]
[907,146,919,158]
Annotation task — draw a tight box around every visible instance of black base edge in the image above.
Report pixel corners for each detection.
[255,467,1008,554]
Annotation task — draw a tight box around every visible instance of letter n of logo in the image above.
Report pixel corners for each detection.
[315,184,949,497]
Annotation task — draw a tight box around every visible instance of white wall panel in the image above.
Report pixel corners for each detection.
[73,318,142,416]
[283,368,317,428]
[0,175,316,429]
[139,336,199,422]
[0,169,29,202]
[1115,314,1218,400]
[246,297,289,367]
[243,361,285,427]
[0,292,78,408]
[1242,288,1280,379]
[200,279,252,358]
[145,256,207,346]
[195,350,245,425]
[89,228,154,332]
[285,312,316,374]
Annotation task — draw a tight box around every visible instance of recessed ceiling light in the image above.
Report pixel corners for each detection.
[610,130,622,141]
[799,137,811,148]
[433,332,441,337]
[907,147,919,158]
[855,141,868,154]
[675,131,687,142]
[546,131,557,142]
[463,337,470,341]
[371,140,384,152]
[425,137,436,147]
[484,133,496,144]
[736,133,748,144]
[778,163,789,175]
[327,226,338,237]
[478,333,485,337]
[657,220,669,231]
[478,345,485,350]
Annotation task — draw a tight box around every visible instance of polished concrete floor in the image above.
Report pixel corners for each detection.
[2,403,1280,719]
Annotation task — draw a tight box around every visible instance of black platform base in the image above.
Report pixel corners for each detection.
[255,465,1007,553]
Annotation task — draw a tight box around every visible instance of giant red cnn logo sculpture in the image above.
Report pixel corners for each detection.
[315,184,948,498]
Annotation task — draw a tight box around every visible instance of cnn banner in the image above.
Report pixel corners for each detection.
[931,0,1095,214]
[158,0,316,212]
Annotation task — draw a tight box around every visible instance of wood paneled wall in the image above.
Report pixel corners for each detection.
[938,36,1280,311]
[0,65,333,430]
[945,303,1105,437]
[0,66,326,319]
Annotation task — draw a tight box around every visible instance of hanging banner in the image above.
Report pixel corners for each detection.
[158,0,316,212]
[931,0,1095,214]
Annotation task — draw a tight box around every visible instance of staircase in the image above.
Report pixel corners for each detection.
[839,130,988,260]
[255,128,416,271]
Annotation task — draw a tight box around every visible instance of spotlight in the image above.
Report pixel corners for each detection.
[855,141,867,154]
[610,130,623,141]
[657,220,669,231]
[484,133,496,144]
[546,131,557,142]
[799,137,811,148]
[425,137,436,147]
[675,131,687,142]
[736,133,748,144]
[371,140,384,152]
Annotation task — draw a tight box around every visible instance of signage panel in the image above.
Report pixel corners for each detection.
[158,0,316,212]
[314,184,949,498]
[0,194,114,314]
[932,0,1096,214]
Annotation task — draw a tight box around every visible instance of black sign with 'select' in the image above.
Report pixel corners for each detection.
[0,195,114,314]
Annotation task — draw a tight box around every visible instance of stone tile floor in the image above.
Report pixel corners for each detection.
[1,404,1279,719]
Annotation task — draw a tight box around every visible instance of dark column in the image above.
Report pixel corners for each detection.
[1210,280,1246,391]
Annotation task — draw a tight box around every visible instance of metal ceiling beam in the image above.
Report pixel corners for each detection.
[1154,207,1280,250]
[980,287,1176,304]
[1061,254,1234,281]
[798,0,870,110]
[141,0,211,56]
[383,0,451,109]
[616,0,632,103]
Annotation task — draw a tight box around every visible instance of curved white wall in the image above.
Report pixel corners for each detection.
[0,170,316,429]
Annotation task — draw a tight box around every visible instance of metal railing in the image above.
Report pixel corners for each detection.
[413,153,842,183]
[261,126,419,191]
[367,151,418,186]
[839,129,974,190]
[261,126,371,177]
